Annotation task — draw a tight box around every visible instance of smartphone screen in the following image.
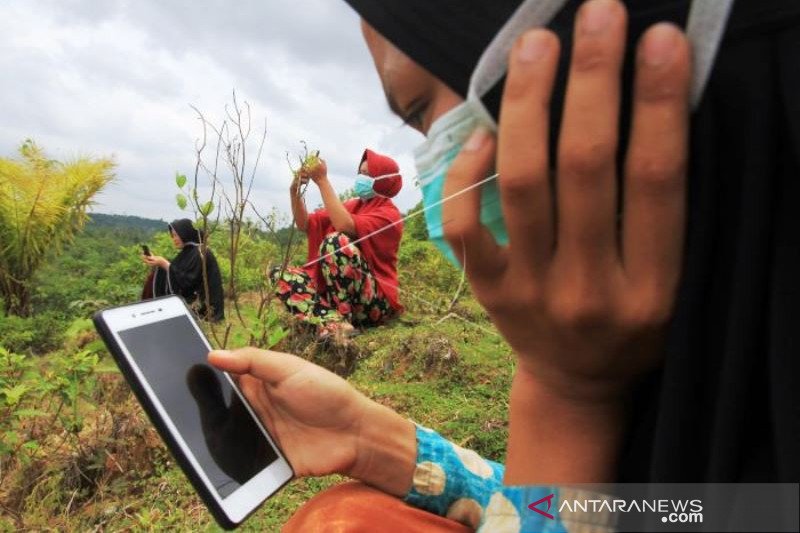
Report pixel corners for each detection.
[117,314,278,498]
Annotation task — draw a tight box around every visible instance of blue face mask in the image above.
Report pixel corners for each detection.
[354,172,401,201]
[354,174,376,200]
[413,102,507,266]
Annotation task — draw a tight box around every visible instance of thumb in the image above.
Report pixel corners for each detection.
[208,348,307,386]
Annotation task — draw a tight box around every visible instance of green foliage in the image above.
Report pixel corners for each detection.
[87,213,166,233]
[213,229,281,294]
[0,140,115,316]
[338,187,356,202]
[0,209,512,530]
[200,200,214,217]
[31,223,157,316]
[404,200,429,241]
[0,312,68,354]
[397,238,466,315]
[288,141,321,179]
[175,172,187,189]
[0,345,100,477]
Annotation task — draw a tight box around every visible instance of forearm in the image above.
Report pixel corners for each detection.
[290,188,308,231]
[317,178,355,234]
[504,368,624,484]
[348,400,416,497]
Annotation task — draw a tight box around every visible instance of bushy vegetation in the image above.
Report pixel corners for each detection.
[0,140,114,316]
[0,205,512,531]
[0,312,68,355]
[0,189,513,533]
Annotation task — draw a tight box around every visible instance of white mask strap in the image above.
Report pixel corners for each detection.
[467,0,570,129]
[687,0,735,108]
[465,0,735,129]
[367,172,401,181]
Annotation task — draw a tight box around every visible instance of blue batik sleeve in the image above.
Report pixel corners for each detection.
[402,424,615,533]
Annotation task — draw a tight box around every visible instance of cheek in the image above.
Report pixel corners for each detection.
[425,86,464,134]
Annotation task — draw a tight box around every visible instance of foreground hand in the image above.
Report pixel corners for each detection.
[443,0,691,401]
[208,348,415,495]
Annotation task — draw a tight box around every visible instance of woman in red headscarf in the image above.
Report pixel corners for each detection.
[272,148,404,339]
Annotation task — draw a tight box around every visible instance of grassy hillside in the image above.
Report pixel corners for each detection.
[0,215,512,531]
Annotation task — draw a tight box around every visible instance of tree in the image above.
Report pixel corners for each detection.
[0,140,114,316]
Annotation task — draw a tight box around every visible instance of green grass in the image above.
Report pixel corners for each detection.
[1,233,514,531]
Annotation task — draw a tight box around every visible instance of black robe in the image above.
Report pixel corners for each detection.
[345,0,800,483]
[152,245,225,322]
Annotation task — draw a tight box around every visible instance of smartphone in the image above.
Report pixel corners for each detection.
[141,244,152,256]
[93,296,293,529]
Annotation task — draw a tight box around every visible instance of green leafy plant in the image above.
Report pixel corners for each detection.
[0,346,99,484]
[287,140,321,196]
[0,140,114,316]
[0,312,68,355]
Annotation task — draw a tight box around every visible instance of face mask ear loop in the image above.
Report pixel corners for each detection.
[464,0,732,124]
[363,172,401,199]
[686,0,735,109]
[466,0,571,131]
[369,172,401,181]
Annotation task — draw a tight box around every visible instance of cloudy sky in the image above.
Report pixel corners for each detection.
[0,0,424,222]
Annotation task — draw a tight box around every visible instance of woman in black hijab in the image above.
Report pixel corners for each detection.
[344,0,800,484]
[143,219,225,322]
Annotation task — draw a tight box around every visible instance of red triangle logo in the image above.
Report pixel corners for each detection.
[528,493,555,520]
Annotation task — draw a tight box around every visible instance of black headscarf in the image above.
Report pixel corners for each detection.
[169,218,202,244]
[345,0,800,483]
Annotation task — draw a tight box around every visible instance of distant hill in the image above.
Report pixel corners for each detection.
[84,212,300,246]
[87,213,166,233]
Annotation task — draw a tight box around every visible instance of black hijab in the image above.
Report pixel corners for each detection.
[345,0,800,483]
[169,218,201,244]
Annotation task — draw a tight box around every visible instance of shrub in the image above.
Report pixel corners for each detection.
[404,201,429,241]
[0,312,68,354]
[397,238,466,315]
[0,346,99,484]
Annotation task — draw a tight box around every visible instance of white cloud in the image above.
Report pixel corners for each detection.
[0,0,423,221]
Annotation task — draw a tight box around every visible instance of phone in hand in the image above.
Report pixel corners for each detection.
[141,244,152,257]
[93,296,293,529]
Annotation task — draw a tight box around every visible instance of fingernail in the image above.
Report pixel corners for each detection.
[209,349,232,358]
[642,23,679,67]
[464,128,489,152]
[517,30,550,63]
[581,0,613,35]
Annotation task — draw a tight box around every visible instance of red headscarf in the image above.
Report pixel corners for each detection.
[360,149,402,198]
